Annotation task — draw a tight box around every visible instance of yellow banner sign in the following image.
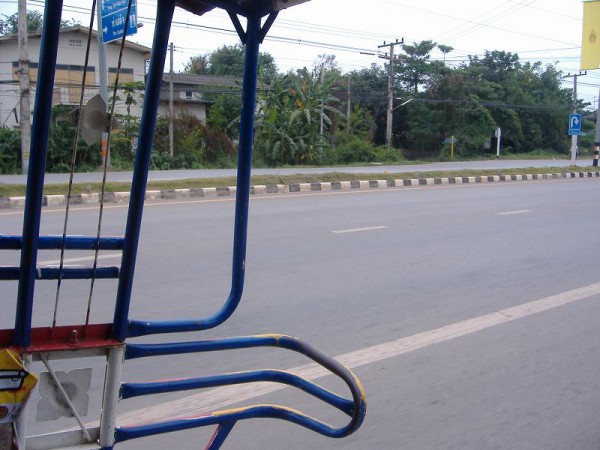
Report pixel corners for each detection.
[581,0,600,70]
[0,350,37,424]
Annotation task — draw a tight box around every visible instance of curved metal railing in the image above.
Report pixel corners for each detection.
[116,334,366,446]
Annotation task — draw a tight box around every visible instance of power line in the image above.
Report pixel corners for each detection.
[15,0,585,68]
[436,0,536,42]
[376,0,579,48]
[4,0,595,99]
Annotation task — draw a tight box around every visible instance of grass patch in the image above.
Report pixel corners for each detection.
[1,166,598,198]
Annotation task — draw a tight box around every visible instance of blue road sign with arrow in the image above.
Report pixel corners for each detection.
[101,0,137,44]
[569,113,582,135]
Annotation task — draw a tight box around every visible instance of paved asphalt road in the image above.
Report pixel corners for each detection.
[0,159,579,185]
[1,177,600,449]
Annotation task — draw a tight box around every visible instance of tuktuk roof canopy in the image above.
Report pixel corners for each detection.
[176,0,310,17]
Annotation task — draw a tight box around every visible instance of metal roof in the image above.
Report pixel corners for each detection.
[176,0,310,17]
[162,73,242,88]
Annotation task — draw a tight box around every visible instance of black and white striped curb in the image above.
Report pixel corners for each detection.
[1,171,599,209]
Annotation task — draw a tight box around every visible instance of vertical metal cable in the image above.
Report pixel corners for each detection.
[52,1,97,329]
[86,0,134,327]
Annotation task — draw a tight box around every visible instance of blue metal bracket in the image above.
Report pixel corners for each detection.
[122,9,266,339]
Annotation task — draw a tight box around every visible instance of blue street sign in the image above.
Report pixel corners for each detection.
[569,113,582,135]
[443,137,458,144]
[101,0,137,44]
[101,0,131,16]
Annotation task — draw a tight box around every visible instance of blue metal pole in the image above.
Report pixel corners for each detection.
[126,12,263,337]
[206,422,235,450]
[221,12,262,323]
[14,1,63,347]
[112,0,175,341]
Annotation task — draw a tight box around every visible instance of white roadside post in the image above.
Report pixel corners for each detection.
[495,127,501,159]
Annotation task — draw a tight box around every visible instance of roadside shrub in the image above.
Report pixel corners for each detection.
[153,113,236,169]
[109,134,136,170]
[46,106,102,172]
[0,127,20,174]
[336,137,376,163]
[150,150,173,170]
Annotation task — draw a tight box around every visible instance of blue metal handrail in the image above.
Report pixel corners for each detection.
[0,266,119,281]
[116,334,366,446]
[114,5,275,340]
[0,235,124,251]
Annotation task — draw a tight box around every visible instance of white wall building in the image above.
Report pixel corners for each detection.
[158,73,243,122]
[0,26,150,128]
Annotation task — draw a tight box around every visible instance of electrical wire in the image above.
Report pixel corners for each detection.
[53,0,97,330]
[19,0,583,65]
[86,0,134,327]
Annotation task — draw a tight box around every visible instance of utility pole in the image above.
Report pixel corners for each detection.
[565,71,586,165]
[169,42,174,157]
[319,64,325,137]
[378,39,403,148]
[96,0,111,169]
[595,88,600,167]
[346,74,351,135]
[18,0,31,174]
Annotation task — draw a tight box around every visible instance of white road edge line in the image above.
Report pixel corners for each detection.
[117,281,600,425]
[38,253,122,266]
[332,226,388,234]
[497,209,532,216]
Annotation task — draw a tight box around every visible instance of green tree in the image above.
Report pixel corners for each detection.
[254,68,343,165]
[343,103,374,140]
[184,44,278,84]
[115,81,145,139]
[206,93,241,138]
[0,11,78,35]
[437,44,454,63]
[184,55,209,75]
[347,64,388,146]
[208,44,245,77]
[461,51,570,154]
[314,54,341,77]
[400,40,439,93]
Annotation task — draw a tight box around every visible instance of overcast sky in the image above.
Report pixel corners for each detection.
[2,0,598,106]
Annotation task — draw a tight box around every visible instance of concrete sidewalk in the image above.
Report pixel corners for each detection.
[0,159,577,185]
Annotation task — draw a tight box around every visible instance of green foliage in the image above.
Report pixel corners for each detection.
[401,40,439,93]
[206,94,241,138]
[184,44,278,84]
[0,127,20,173]
[208,44,246,77]
[47,106,101,172]
[253,68,343,166]
[151,113,236,169]
[114,81,144,141]
[343,104,375,140]
[0,35,578,173]
[335,137,377,164]
[108,134,136,169]
[0,11,43,35]
[347,65,388,146]
[0,11,78,35]
[394,47,572,160]
[184,55,209,75]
